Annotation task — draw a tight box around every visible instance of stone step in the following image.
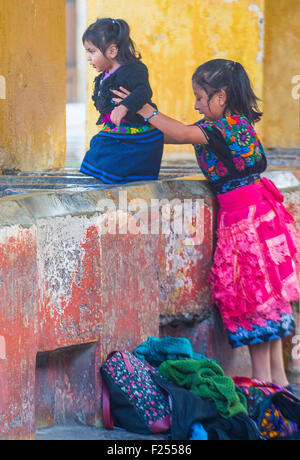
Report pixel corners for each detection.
[0,166,299,200]
[0,171,299,439]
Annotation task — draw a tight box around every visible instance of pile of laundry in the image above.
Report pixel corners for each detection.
[100,337,300,441]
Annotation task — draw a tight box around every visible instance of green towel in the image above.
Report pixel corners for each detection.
[159,359,248,419]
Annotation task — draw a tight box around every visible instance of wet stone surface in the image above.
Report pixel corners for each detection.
[0,167,202,199]
[0,148,299,199]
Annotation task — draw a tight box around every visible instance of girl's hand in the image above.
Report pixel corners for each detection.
[110,104,129,126]
[112,87,150,118]
[111,87,131,104]
[112,87,208,145]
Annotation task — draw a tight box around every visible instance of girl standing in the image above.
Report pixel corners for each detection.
[113,59,300,388]
[81,18,164,184]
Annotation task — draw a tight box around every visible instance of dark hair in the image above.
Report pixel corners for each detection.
[192,59,263,124]
[82,18,141,63]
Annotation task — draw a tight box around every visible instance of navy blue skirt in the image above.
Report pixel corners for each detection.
[80,122,164,184]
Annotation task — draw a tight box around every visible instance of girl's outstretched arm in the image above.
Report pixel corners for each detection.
[163,134,191,144]
[112,88,208,146]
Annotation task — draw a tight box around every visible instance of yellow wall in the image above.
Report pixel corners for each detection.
[263,0,300,148]
[86,0,265,156]
[1,0,298,173]
[0,0,66,173]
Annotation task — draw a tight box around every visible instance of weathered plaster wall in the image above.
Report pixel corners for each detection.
[0,0,299,173]
[0,179,215,439]
[263,0,300,148]
[0,171,299,439]
[0,0,66,173]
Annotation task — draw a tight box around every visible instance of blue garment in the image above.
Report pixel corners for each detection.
[80,122,164,184]
[189,423,208,440]
[228,313,296,348]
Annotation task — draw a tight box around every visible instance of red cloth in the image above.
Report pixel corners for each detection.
[209,177,300,333]
[233,376,287,394]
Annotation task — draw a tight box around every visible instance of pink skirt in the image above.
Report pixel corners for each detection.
[209,177,300,348]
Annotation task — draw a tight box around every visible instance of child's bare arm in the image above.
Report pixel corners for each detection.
[164,134,192,144]
[140,106,208,145]
[112,87,208,146]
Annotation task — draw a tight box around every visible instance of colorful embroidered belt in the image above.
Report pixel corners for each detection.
[100,122,155,136]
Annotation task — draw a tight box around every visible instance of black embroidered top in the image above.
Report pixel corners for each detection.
[92,61,157,125]
[194,115,267,194]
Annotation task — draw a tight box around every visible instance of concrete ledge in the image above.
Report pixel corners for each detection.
[0,170,299,439]
[0,177,215,439]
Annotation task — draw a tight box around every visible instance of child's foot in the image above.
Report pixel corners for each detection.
[270,373,289,388]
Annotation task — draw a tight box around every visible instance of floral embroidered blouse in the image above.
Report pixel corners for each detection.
[194,115,267,194]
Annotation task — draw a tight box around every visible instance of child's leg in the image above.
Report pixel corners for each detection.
[270,338,289,387]
[248,342,271,382]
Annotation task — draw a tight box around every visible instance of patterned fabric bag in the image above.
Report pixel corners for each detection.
[101,351,171,435]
